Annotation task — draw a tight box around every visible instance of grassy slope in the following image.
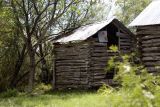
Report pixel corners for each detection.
[0,90,107,107]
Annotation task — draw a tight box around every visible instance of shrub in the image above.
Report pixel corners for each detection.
[32,83,52,95]
[0,89,18,98]
[99,54,160,107]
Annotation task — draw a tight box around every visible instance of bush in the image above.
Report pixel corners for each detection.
[32,83,52,95]
[99,54,160,107]
[0,89,18,98]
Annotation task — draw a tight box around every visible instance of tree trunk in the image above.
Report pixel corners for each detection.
[52,47,56,90]
[27,42,36,92]
[10,44,26,88]
[39,44,50,84]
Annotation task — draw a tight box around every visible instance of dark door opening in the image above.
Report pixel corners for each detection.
[107,23,119,50]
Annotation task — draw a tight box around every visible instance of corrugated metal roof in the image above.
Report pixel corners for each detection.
[129,0,160,26]
[55,17,115,43]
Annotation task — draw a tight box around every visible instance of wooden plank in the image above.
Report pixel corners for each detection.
[137,30,160,35]
[141,35,160,40]
[142,42,160,47]
[120,42,131,46]
[142,47,160,52]
[142,53,160,57]
[116,32,130,38]
[143,62,160,66]
[142,56,160,61]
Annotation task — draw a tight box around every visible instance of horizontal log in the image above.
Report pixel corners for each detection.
[141,35,160,40]
[56,78,88,81]
[142,39,160,44]
[91,63,107,66]
[56,71,87,74]
[55,43,89,48]
[56,81,88,85]
[56,50,89,54]
[137,26,160,30]
[120,50,131,53]
[91,53,108,56]
[56,56,89,59]
[120,47,131,50]
[116,32,130,38]
[56,76,88,80]
[56,85,88,89]
[91,57,108,60]
[143,62,160,66]
[56,69,88,73]
[56,64,88,67]
[145,67,160,73]
[93,73,106,75]
[55,45,88,49]
[92,43,107,47]
[92,48,107,50]
[120,42,131,46]
[56,75,88,78]
[142,53,160,57]
[120,38,131,42]
[142,47,160,52]
[137,30,160,35]
[56,60,88,62]
[142,56,160,61]
[142,42,160,47]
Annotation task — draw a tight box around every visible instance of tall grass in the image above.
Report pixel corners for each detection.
[0,90,107,107]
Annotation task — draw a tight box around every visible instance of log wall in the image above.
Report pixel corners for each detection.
[119,33,133,54]
[89,38,119,87]
[54,43,91,89]
[137,25,160,73]
[54,34,133,89]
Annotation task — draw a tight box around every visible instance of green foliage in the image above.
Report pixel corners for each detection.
[109,45,118,52]
[0,2,19,91]
[32,83,52,94]
[100,54,160,107]
[116,0,151,25]
[0,89,18,98]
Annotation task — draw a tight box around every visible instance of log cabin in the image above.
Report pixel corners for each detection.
[53,18,134,89]
[129,0,160,73]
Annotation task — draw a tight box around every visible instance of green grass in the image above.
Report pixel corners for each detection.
[0,90,107,107]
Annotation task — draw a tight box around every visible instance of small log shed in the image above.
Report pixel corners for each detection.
[129,0,160,73]
[53,18,134,89]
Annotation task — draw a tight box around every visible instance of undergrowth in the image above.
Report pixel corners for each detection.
[99,54,160,107]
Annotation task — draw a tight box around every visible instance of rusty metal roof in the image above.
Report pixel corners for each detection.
[129,0,160,26]
[55,18,133,44]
